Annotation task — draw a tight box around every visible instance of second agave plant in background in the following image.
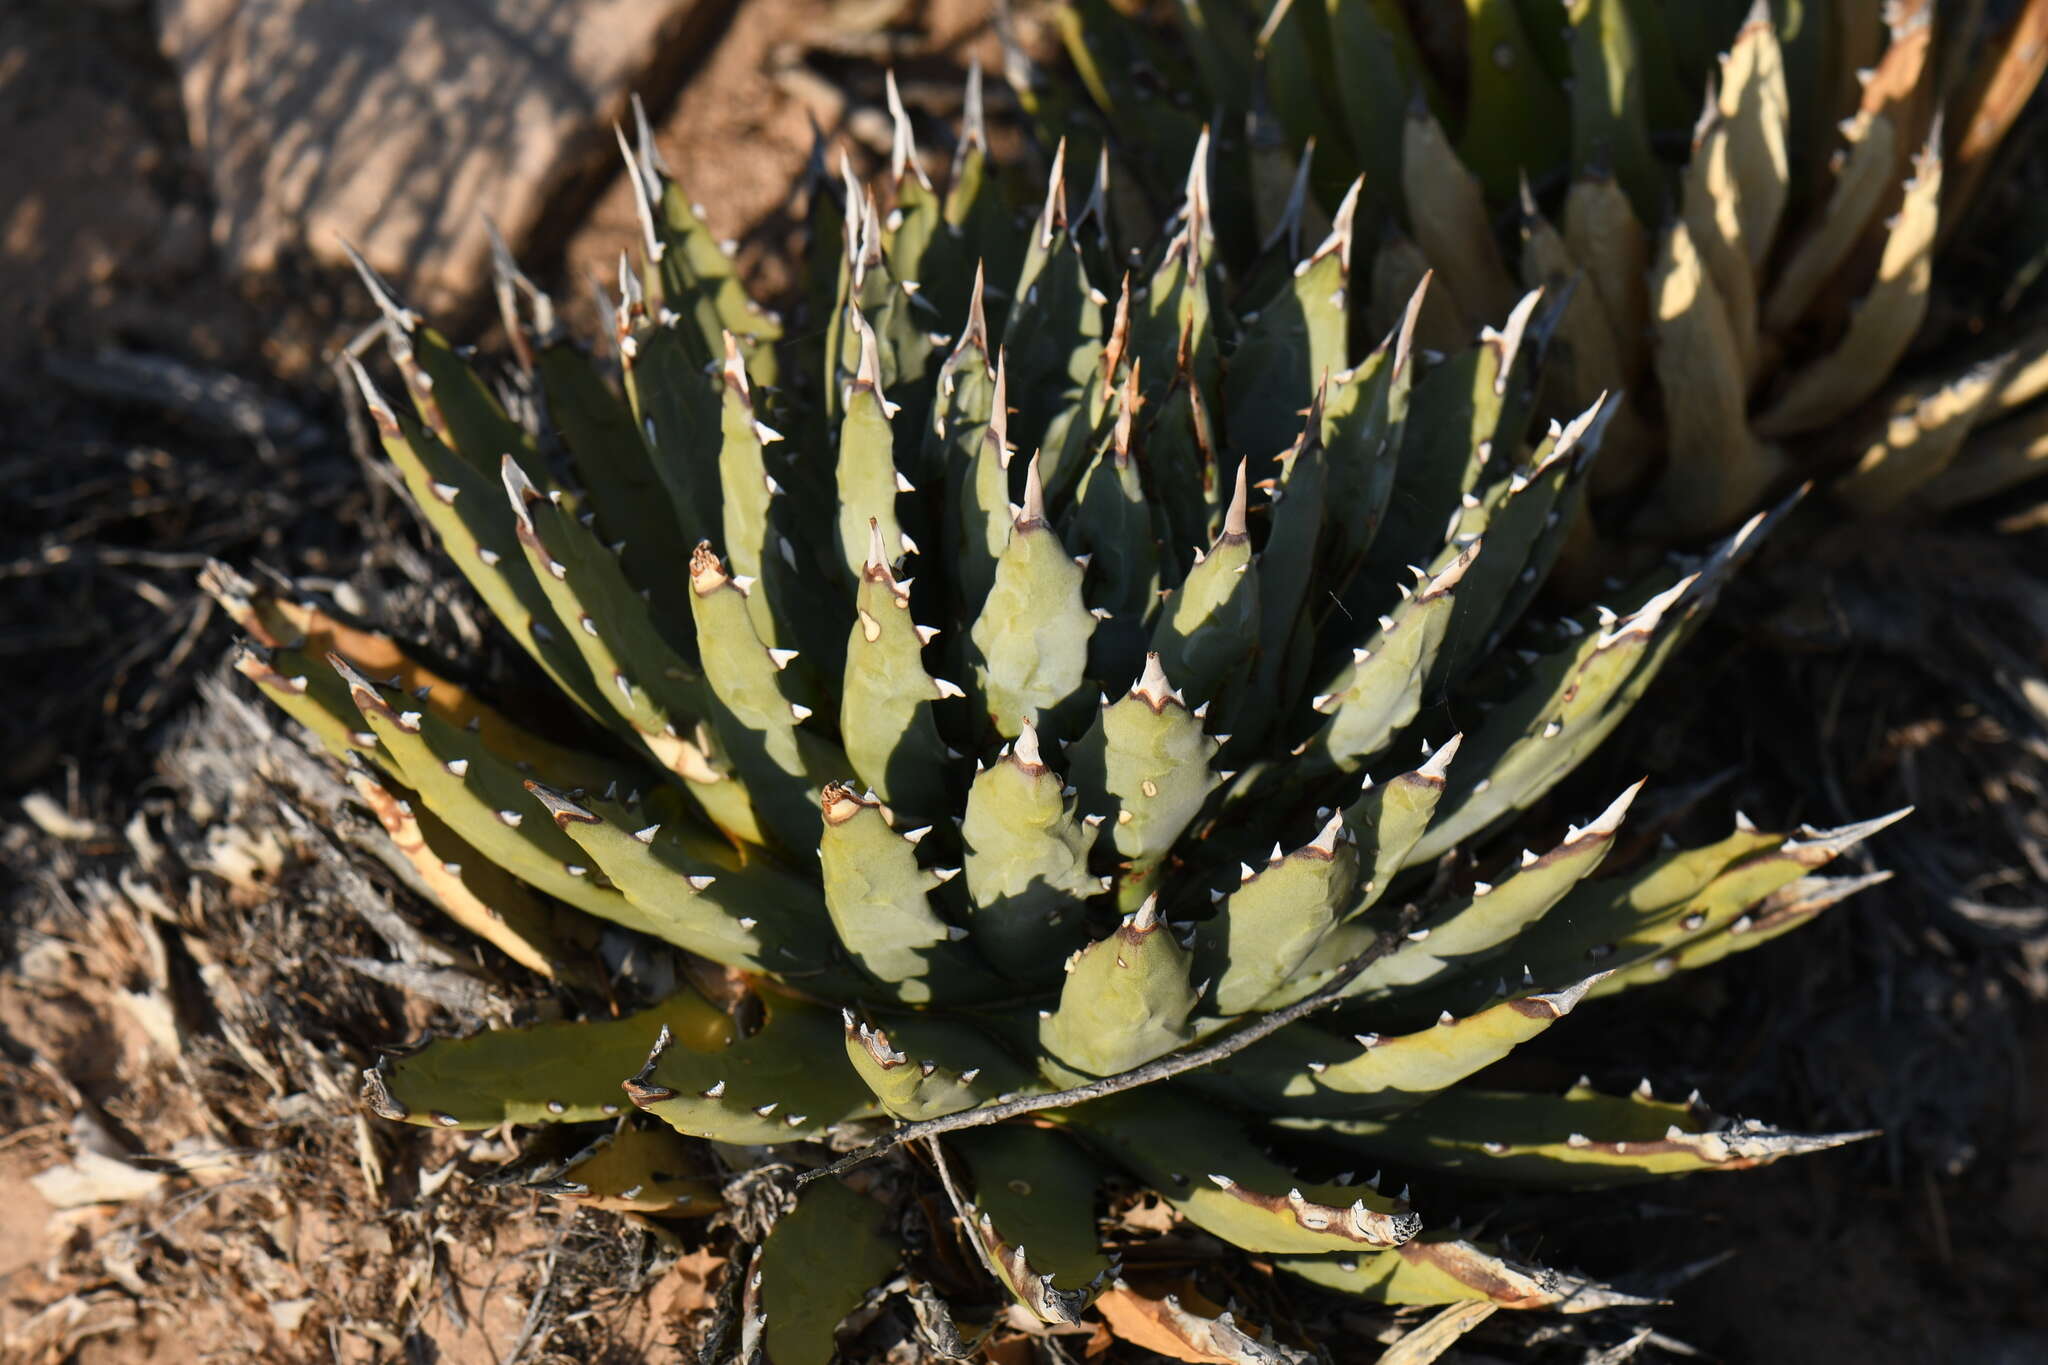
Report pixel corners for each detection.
[1042,0,2048,545]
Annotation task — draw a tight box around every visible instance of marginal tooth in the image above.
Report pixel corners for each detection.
[496,809,523,827]
[766,648,801,670]
[686,875,716,891]
[444,758,470,777]
[789,702,814,721]
[753,1101,779,1117]
[702,1080,726,1098]
[902,825,933,845]
[633,824,661,844]
[932,677,967,699]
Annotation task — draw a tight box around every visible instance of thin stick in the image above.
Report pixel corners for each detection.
[798,909,1418,1187]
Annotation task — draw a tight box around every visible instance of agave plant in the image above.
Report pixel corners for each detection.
[1043,0,2048,541]
[209,89,1898,1359]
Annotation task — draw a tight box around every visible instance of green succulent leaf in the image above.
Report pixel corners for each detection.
[1279,1081,1873,1185]
[842,1011,1032,1121]
[1195,810,1358,1018]
[343,360,612,725]
[1065,654,1225,907]
[1195,976,1603,1116]
[626,989,879,1143]
[968,456,1098,738]
[361,990,735,1129]
[535,1119,722,1216]
[1039,897,1198,1077]
[820,783,991,1001]
[960,718,1100,982]
[754,1177,900,1365]
[952,1126,1115,1322]
[1060,1089,1421,1255]
[1277,1232,1652,1310]
[842,521,958,823]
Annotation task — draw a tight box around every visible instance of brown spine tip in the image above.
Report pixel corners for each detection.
[343,355,402,437]
[1102,272,1134,381]
[989,347,1013,466]
[524,779,600,828]
[328,651,399,720]
[721,329,751,398]
[1012,717,1047,771]
[1019,451,1048,528]
[960,56,986,156]
[850,303,885,395]
[1037,138,1070,245]
[955,261,990,362]
[1223,458,1250,539]
[1112,354,1142,462]
[1131,652,1180,712]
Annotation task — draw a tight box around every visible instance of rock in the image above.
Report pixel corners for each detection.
[158,0,730,312]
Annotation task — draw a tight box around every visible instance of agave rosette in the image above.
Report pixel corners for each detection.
[208,86,1897,1356]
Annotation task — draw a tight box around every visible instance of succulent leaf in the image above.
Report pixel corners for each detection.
[1065,654,1223,907]
[1197,977,1603,1117]
[755,1177,900,1365]
[960,719,1099,981]
[1277,1232,1652,1311]
[968,456,1098,738]
[626,991,878,1142]
[361,990,733,1129]
[535,1118,722,1215]
[1062,1091,1421,1254]
[952,1126,1115,1321]
[1283,1082,1874,1185]
[1040,897,1199,1076]
[843,1011,1030,1120]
